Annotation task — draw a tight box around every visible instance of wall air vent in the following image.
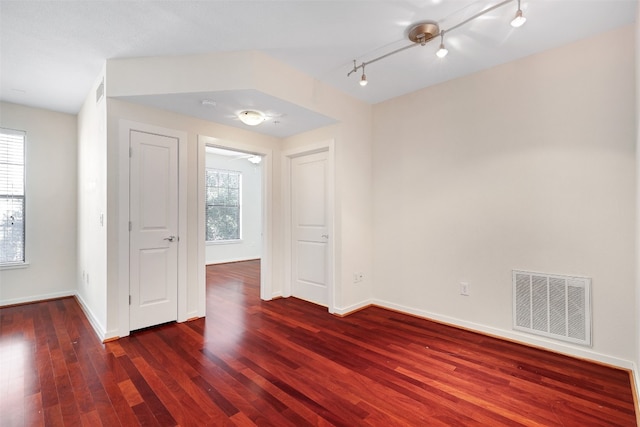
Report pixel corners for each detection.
[513,270,591,346]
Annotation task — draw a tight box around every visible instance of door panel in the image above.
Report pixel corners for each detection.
[130,130,178,330]
[292,151,329,306]
[139,248,171,303]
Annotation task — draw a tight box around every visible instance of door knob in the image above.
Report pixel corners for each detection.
[164,236,176,242]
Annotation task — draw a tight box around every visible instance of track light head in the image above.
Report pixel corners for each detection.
[511,0,527,28]
[436,32,448,58]
[436,43,448,58]
[359,64,368,86]
[511,9,526,27]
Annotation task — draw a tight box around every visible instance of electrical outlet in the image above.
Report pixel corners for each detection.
[354,272,364,283]
[460,282,469,296]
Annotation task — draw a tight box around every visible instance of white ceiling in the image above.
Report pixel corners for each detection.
[118,89,337,138]
[0,0,636,137]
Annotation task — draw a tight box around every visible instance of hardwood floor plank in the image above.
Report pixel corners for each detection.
[36,345,58,410]
[23,392,45,427]
[43,404,64,427]
[192,375,239,417]
[234,361,328,427]
[153,336,256,422]
[116,354,177,426]
[65,361,94,415]
[79,410,101,427]
[124,334,224,420]
[126,337,235,426]
[118,378,144,407]
[1,260,636,426]
[236,354,355,427]
[131,401,161,427]
[80,345,138,426]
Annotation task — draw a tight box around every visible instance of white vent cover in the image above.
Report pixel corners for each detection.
[513,270,591,346]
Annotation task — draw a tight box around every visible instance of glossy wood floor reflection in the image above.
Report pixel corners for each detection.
[1,260,636,426]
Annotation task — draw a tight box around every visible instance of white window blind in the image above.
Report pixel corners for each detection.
[0,128,26,264]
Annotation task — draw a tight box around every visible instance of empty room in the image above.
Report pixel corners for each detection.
[0,0,638,425]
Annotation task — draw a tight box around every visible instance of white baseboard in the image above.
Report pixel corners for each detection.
[630,363,640,425]
[184,310,200,321]
[74,293,108,342]
[267,291,282,300]
[371,298,634,370]
[333,299,373,316]
[206,257,261,265]
[0,290,75,307]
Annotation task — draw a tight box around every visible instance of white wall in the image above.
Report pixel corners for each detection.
[106,51,373,325]
[205,151,262,264]
[282,120,373,313]
[635,3,640,393]
[76,71,108,338]
[0,102,77,305]
[105,98,281,336]
[253,51,374,314]
[372,25,636,366]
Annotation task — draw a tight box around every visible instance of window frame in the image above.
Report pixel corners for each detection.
[0,127,27,268]
[205,168,242,244]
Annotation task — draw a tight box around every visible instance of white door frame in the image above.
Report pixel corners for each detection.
[282,139,335,313]
[197,135,273,305]
[118,120,188,338]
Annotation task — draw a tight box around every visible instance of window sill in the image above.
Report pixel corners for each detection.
[206,240,243,246]
[0,262,30,271]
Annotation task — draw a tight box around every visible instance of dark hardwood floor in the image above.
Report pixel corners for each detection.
[0,259,636,426]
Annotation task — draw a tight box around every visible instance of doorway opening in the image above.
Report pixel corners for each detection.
[204,146,263,266]
[198,136,273,318]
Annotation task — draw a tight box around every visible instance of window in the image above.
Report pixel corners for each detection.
[0,128,26,264]
[205,168,241,242]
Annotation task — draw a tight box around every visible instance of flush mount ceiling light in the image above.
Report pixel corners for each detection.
[348,0,526,85]
[247,155,262,164]
[237,110,266,126]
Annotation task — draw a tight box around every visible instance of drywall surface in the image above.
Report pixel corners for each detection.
[105,98,281,335]
[76,70,108,338]
[106,50,373,322]
[0,102,78,305]
[372,25,636,364]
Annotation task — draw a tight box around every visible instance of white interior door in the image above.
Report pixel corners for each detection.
[291,151,329,306]
[129,130,179,330]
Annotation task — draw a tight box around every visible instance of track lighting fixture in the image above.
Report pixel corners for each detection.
[510,0,527,28]
[436,31,448,58]
[348,0,526,86]
[360,63,368,86]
